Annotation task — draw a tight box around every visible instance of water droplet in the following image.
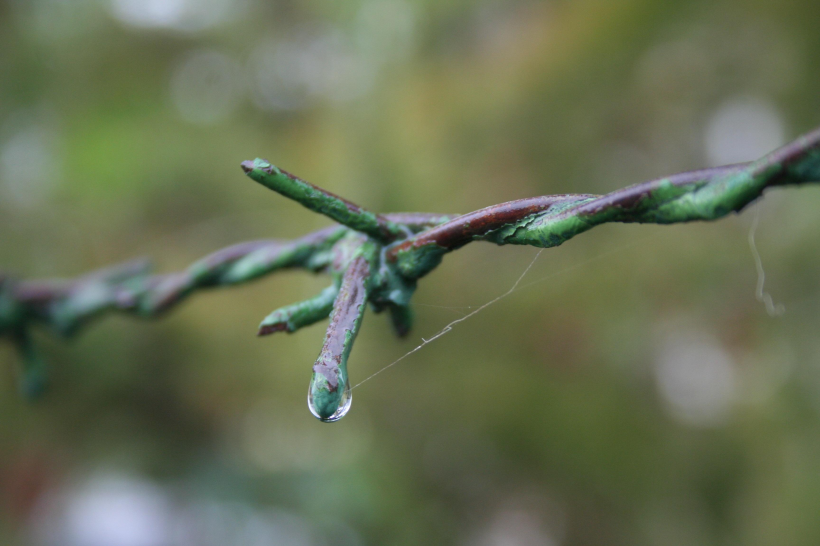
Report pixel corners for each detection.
[308,375,352,423]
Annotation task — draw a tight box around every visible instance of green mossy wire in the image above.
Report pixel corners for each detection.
[3,127,820,421]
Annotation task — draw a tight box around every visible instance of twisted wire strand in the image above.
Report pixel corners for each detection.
[389,127,820,279]
[0,214,452,341]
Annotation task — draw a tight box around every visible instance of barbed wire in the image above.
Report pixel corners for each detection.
[2,127,819,420]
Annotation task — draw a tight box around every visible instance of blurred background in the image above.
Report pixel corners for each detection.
[2,0,820,544]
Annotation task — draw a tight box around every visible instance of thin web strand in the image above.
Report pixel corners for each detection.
[416,303,474,310]
[415,303,474,316]
[512,236,651,293]
[355,234,659,390]
[352,248,544,389]
[414,234,657,312]
[748,206,785,317]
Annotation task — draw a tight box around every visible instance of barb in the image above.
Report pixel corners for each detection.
[242,160,406,243]
[258,284,340,336]
[309,242,376,421]
[2,126,820,421]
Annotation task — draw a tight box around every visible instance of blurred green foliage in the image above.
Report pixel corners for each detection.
[2,0,820,544]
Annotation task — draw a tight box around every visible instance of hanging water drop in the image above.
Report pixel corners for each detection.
[308,372,352,423]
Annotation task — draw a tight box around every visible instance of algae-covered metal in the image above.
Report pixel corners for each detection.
[3,127,820,421]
